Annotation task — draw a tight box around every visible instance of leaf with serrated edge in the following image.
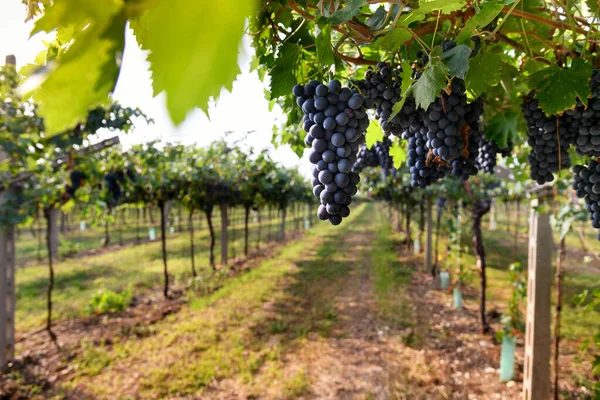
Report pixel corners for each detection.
[329,0,366,25]
[373,28,412,52]
[441,45,471,79]
[366,119,384,149]
[270,43,302,99]
[485,112,519,148]
[389,60,414,120]
[528,59,592,116]
[390,140,407,168]
[141,0,256,124]
[465,50,502,99]
[418,0,466,14]
[316,24,335,67]
[408,58,449,111]
[456,1,503,43]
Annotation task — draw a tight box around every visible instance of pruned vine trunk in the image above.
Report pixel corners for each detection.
[280,206,286,241]
[205,209,216,270]
[256,209,262,249]
[136,208,141,244]
[553,236,566,400]
[159,202,169,298]
[472,199,492,334]
[189,209,196,277]
[219,203,229,266]
[104,208,110,248]
[406,203,411,250]
[419,198,425,253]
[434,204,443,273]
[43,207,57,343]
[244,206,250,256]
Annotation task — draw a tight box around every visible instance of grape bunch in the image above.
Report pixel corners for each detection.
[406,125,449,188]
[477,139,499,174]
[354,62,419,137]
[373,137,393,170]
[65,170,86,197]
[570,69,600,156]
[104,171,125,204]
[521,94,571,185]
[293,79,369,225]
[352,144,379,173]
[573,161,600,239]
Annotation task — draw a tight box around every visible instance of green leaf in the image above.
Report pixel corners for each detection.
[31,0,120,36]
[372,27,412,52]
[587,0,600,16]
[329,0,366,25]
[26,12,127,135]
[417,0,467,14]
[390,140,407,168]
[486,112,519,148]
[366,119,384,149]
[456,1,504,43]
[441,44,471,79]
[137,0,256,124]
[465,49,502,99]
[270,43,302,99]
[316,24,335,67]
[366,6,387,29]
[406,57,448,111]
[529,59,593,116]
[389,60,413,120]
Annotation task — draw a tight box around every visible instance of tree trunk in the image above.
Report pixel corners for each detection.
[434,204,443,273]
[553,236,566,400]
[159,202,169,298]
[104,209,110,247]
[189,209,197,277]
[406,203,411,251]
[472,200,492,334]
[136,208,141,244]
[244,206,250,256]
[43,208,57,343]
[419,198,425,253]
[257,209,262,249]
[220,203,229,265]
[59,211,66,235]
[280,206,287,241]
[205,210,216,270]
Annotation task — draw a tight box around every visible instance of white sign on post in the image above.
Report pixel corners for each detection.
[149,227,156,241]
[80,221,86,231]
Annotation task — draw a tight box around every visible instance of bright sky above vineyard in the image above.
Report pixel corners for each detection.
[0,2,311,176]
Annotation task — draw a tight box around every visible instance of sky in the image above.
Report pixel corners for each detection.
[0,2,311,176]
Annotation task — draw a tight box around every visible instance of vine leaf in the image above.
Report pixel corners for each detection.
[367,6,387,29]
[390,140,407,168]
[316,23,335,67]
[407,57,449,111]
[456,1,504,44]
[587,0,600,16]
[465,49,502,99]
[389,60,414,120]
[441,45,471,79]
[24,10,126,136]
[373,27,412,52]
[270,44,302,98]
[328,0,366,25]
[365,119,383,149]
[417,0,467,15]
[485,112,519,148]
[133,0,256,124]
[528,59,593,116]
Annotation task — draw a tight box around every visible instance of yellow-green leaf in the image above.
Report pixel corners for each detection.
[135,0,257,124]
[366,119,384,149]
[390,140,407,168]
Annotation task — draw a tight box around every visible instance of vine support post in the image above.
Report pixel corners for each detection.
[424,197,433,274]
[280,205,287,241]
[553,236,566,400]
[489,199,496,231]
[189,209,196,278]
[159,201,169,299]
[244,206,250,256]
[523,193,553,400]
[47,207,59,258]
[220,203,229,266]
[43,207,58,342]
[0,189,16,369]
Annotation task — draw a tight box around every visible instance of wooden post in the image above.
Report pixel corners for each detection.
[489,199,496,231]
[523,196,553,400]
[0,188,17,368]
[47,207,59,259]
[424,197,433,273]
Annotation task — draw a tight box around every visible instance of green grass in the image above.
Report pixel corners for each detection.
[14,207,307,331]
[57,203,374,398]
